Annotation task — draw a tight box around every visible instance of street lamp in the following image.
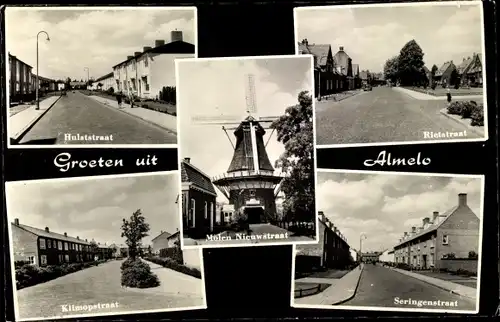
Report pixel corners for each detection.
[359,233,367,268]
[36,31,50,110]
[84,67,90,88]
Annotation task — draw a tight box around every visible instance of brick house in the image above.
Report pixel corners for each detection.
[295,211,352,272]
[393,193,480,270]
[434,61,457,86]
[181,157,217,239]
[465,53,483,87]
[151,230,180,254]
[8,53,34,104]
[298,39,343,99]
[333,46,355,91]
[10,218,98,267]
[361,252,381,263]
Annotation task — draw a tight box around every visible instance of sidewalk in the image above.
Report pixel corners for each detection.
[389,267,477,300]
[439,107,485,137]
[294,264,363,306]
[315,90,363,105]
[393,87,483,101]
[88,95,177,134]
[9,96,61,142]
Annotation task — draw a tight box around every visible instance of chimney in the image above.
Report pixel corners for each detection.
[127,55,133,60]
[184,157,191,164]
[318,211,325,222]
[45,227,49,232]
[463,57,465,61]
[64,232,67,237]
[339,46,344,51]
[77,236,79,240]
[85,239,88,242]
[143,46,152,52]
[423,217,430,226]
[411,227,416,234]
[134,51,141,57]
[302,38,308,45]
[155,40,165,47]
[14,218,19,226]
[458,193,467,206]
[171,30,183,42]
[404,232,408,237]
[432,211,439,222]
[98,242,101,245]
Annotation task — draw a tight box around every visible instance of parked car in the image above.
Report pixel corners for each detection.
[61,91,67,96]
[363,84,372,91]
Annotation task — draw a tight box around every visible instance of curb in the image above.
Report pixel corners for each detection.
[439,108,485,137]
[332,264,364,306]
[89,96,177,135]
[11,95,62,144]
[316,91,363,104]
[389,267,476,301]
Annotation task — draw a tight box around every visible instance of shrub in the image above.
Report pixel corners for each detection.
[470,104,484,126]
[120,259,160,288]
[447,101,478,119]
[145,256,202,279]
[158,86,176,105]
[442,82,447,88]
[468,251,479,259]
[460,101,477,119]
[456,268,476,277]
[14,260,31,269]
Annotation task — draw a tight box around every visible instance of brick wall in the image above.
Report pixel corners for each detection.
[440,259,478,274]
[11,224,38,264]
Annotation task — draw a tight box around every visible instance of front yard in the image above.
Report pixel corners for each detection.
[405,86,484,96]
[414,270,477,289]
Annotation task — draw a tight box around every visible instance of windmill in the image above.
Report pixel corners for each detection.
[194,74,286,224]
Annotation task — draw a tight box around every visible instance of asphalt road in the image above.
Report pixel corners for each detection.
[315,86,482,145]
[343,264,476,311]
[16,259,204,320]
[19,91,176,145]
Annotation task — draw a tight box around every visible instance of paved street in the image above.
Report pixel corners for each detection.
[18,91,177,145]
[343,264,476,311]
[16,259,204,320]
[315,86,482,145]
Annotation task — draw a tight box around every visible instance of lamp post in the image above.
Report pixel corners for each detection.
[359,233,367,269]
[84,67,90,89]
[36,31,50,110]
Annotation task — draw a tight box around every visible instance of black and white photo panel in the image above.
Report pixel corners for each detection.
[175,55,318,249]
[5,172,207,321]
[291,169,484,314]
[293,1,488,147]
[5,6,197,148]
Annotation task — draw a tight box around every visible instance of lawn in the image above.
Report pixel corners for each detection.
[85,90,177,115]
[405,86,483,96]
[309,269,350,279]
[294,282,331,298]
[415,270,477,289]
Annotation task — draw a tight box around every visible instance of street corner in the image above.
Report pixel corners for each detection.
[439,107,485,138]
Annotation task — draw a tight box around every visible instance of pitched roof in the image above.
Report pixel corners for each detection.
[95,72,114,82]
[435,61,455,77]
[298,42,331,69]
[468,53,482,73]
[359,70,369,80]
[352,64,360,76]
[181,160,217,195]
[13,223,91,245]
[422,66,430,74]
[456,57,473,74]
[112,40,194,68]
[151,231,172,242]
[394,205,460,248]
[9,53,33,69]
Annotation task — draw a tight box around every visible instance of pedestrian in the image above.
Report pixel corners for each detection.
[129,93,135,108]
[446,86,452,104]
[116,93,122,109]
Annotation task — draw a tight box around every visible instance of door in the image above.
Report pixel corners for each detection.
[245,207,263,224]
[422,255,427,269]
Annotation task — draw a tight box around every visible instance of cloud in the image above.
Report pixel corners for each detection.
[177,57,313,202]
[5,7,195,80]
[313,172,483,252]
[295,3,483,72]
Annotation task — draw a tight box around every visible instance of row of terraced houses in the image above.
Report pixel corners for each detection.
[89,30,194,100]
[8,53,58,104]
[297,38,385,99]
[431,53,483,87]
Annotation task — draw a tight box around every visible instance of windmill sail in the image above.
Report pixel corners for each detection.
[245,74,257,116]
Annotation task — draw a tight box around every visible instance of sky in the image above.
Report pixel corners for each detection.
[6,173,181,246]
[177,56,313,203]
[316,172,483,253]
[295,2,483,72]
[5,7,196,81]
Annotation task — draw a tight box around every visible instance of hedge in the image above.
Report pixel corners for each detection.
[15,260,108,290]
[120,258,160,288]
[446,100,484,127]
[145,256,202,279]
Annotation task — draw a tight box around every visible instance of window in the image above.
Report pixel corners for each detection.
[58,241,63,250]
[210,202,214,222]
[190,198,196,228]
[58,254,63,263]
[442,235,449,245]
[28,256,35,265]
[64,242,68,250]
[204,202,208,219]
[78,244,82,251]
[64,255,69,262]
[40,255,47,266]
[39,238,46,249]
[47,240,52,248]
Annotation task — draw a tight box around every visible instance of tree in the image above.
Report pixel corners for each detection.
[468,251,478,259]
[121,209,150,260]
[383,56,399,84]
[89,240,99,260]
[98,82,103,90]
[397,39,425,86]
[271,91,314,223]
[147,245,152,255]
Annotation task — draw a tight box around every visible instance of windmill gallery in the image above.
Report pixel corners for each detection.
[179,63,317,247]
